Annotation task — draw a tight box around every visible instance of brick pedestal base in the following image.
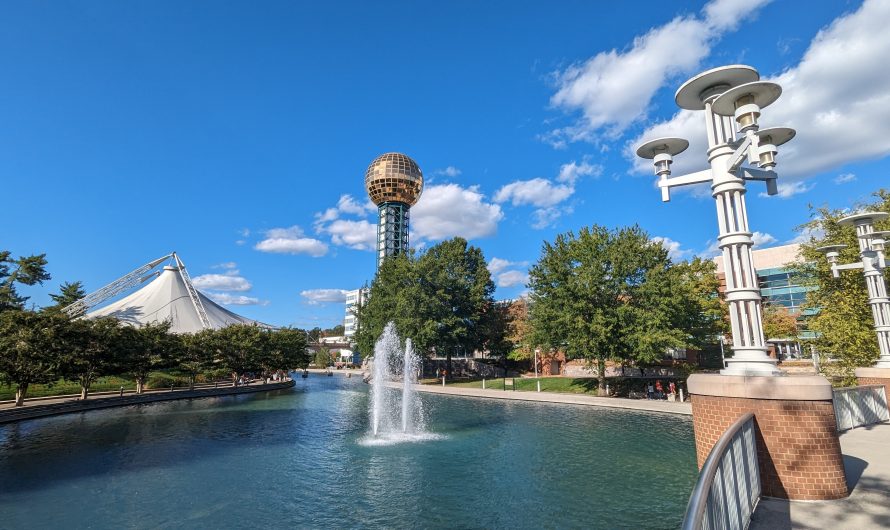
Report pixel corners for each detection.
[688,374,847,501]
[856,367,890,397]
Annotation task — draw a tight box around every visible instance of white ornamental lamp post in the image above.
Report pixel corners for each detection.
[817,213,890,368]
[636,65,796,376]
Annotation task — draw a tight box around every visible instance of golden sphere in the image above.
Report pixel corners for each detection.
[365,152,423,206]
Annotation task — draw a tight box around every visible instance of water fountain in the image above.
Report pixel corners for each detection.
[365,322,435,444]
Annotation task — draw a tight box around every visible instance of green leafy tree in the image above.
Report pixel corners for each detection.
[59,318,121,400]
[314,347,331,368]
[762,304,799,340]
[268,327,310,372]
[119,322,177,393]
[0,252,51,312]
[416,238,496,376]
[528,225,723,395]
[354,253,426,358]
[792,189,890,383]
[0,310,66,406]
[47,281,86,314]
[208,324,266,386]
[177,329,215,390]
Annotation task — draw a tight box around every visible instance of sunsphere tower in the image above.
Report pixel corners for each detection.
[365,153,424,268]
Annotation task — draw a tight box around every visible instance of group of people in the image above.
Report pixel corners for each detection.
[645,379,678,400]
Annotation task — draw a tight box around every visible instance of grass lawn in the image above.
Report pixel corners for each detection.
[0,376,136,401]
[446,376,600,394]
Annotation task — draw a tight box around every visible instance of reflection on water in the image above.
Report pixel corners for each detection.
[0,375,696,529]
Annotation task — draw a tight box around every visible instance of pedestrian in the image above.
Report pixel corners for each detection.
[647,381,654,400]
[669,381,677,396]
[655,380,664,398]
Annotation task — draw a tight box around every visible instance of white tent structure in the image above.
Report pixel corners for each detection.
[67,253,271,334]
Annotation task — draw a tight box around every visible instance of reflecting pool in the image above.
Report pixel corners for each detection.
[0,375,697,529]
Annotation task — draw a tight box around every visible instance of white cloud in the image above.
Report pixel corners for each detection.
[320,218,377,251]
[192,273,252,292]
[494,178,574,208]
[834,173,856,184]
[789,225,825,244]
[254,226,329,257]
[652,236,692,260]
[412,184,503,241]
[488,257,529,275]
[300,289,349,305]
[206,292,268,306]
[194,262,253,292]
[531,206,569,230]
[496,270,529,288]
[630,0,890,190]
[752,231,777,248]
[435,166,462,177]
[760,181,814,199]
[556,160,602,184]
[337,194,374,216]
[549,0,770,143]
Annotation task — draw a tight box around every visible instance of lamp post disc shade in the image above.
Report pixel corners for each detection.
[635,137,689,159]
[711,81,782,116]
[675,65,760,110]
[816,245,848,254]
[837,212,890,226]
[755,127,796,146]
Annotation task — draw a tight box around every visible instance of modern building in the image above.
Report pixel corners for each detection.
[714,243,816,358]
[364,152,424,268]
[343,287,368,338]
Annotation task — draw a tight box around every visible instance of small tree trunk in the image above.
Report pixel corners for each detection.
[232,372,239,387]
[597,358,607,397]
[136,377,144,394]
[189,375,195,391]
[80,384,90,400]
[14,382,28,407]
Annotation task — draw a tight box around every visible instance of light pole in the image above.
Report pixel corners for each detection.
[817,213,890,368]
[636,65,795,376]
[534,348,541,392]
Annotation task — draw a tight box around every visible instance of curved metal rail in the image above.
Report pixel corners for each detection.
[682,412,760,530]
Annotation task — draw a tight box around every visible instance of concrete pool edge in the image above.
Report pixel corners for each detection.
[383,381,692,415]
[0,380,296,425]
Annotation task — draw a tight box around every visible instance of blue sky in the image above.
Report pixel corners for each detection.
[3,0,888,329]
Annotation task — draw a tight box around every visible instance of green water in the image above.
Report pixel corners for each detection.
[0,374,697,529]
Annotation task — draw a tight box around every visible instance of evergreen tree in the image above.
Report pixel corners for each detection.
[47,281,86,314]
[0,252,51,312]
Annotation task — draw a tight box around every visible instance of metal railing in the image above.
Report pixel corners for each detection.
[682,413,760,530]
[833,385,889,432]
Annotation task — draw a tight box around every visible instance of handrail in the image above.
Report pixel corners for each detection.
[682,412,759,530]
[833,384,889,431]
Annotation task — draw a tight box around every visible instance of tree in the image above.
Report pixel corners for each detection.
[792,189,890,383]
[762,304,799,341]
[47,281,86,314]
[505,298,533,361]
[119,321,177,393]
[314,348,331,369]
[0,252,51,313]
[0,310,65,406]
[208,324,266,386]
[267,328,310,372]
[59,318,121,400]
[528,225,723,395]
[324,324,345,337]
[177,329,215,390]
[354,253,426,358]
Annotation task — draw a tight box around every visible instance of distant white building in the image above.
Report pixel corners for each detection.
[343,287,369,338]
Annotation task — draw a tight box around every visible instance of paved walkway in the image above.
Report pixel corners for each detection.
[751,423,890,529]
[397,382,692,415]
